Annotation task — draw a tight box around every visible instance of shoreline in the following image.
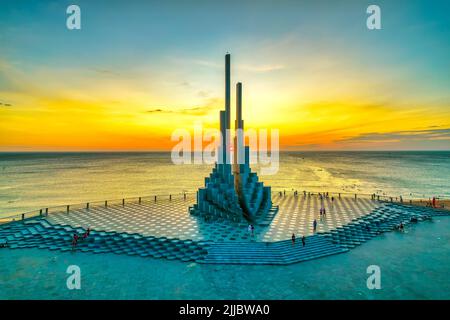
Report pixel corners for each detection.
[411,199,449,211]
[1,193,449,221]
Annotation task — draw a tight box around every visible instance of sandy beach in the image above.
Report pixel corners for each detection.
[411,199,449,211]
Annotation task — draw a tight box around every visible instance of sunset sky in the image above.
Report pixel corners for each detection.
[0,0,449,151]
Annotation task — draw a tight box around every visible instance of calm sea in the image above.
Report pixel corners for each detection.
[0,151,449,217]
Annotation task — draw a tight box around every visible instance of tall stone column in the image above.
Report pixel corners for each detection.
[234,82,244,198]
[225,53,231,130]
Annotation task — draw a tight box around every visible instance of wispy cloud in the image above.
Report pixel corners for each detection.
[176,58,221,69]
[146,108,164,113]
[90,68,122,77]
[283,128,450,150]
[342,128,450,143]
[197,90,211,98]
[145,97,221,116]
[172,57,285,73]
[146,105,213,116]
[239,64,285,73]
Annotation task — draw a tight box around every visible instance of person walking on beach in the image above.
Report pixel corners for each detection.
[432,197,436,208]
[313,219,317,232]
[302,236,306,247]
[251,224,255,236]
[72,233,79,249]
[82,227,91,239]
[291,233,296,245]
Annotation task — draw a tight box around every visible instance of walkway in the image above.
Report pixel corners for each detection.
[44,194,381,242]
[0,196,447,265]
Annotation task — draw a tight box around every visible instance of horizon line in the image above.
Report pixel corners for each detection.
[1,149,449,153]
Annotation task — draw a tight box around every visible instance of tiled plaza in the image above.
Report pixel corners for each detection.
[46,193,382,242]
[1,194,447,265]
[265,194,380,240]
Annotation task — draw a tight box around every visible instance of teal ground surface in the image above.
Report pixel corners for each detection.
[1,216,449,299]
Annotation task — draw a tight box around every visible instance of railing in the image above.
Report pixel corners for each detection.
[0,191,197,225]
[270,187,446,199]
[271,188,449,208]
[0,189,447,226]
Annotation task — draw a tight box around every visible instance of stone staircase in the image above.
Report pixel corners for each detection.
[1,203,448,266]
[320,203,447,249]
[198,235,348,265]
[0,218,208,262]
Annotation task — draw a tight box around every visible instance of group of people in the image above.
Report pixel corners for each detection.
[318,192,330,200]
[291,233,306,247]
[278,190,287,197]
[71,227,91,250]
[279,190,337,199]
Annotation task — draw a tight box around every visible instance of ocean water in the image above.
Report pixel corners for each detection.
[1,216,449,299]
[0,151,449,217]
[1,152,449,300]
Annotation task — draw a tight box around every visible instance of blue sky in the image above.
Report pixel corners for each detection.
[0,0,449,150]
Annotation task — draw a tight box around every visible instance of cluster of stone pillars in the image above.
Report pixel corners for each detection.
[189,54,273,222]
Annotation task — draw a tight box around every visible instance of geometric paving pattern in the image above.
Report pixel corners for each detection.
[198,203,450,265]
[45,193,383,242]
[48,196,204,240]
[265,194,380,241]
[0,198,448,265]
[320,202,449,249]
[46,196,256,242]
[0,218,208,262]
[197,235,349,265]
